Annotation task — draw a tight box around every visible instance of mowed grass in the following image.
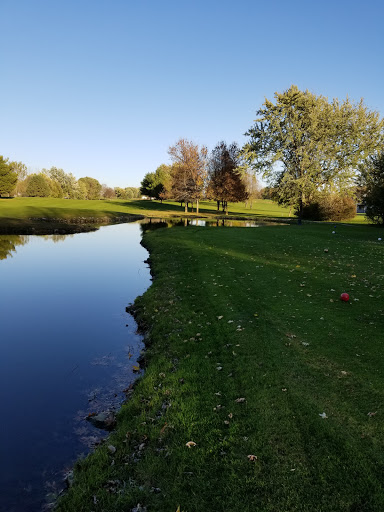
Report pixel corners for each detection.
[0,197,369,226]
[0,197,291,224]
[58,223,384,512]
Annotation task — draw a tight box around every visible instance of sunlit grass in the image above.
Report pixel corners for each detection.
[0,197,370,226]
[58,222,384,512]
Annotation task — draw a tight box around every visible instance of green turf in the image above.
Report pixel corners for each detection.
[1,196,369,224]
[57,222,384,511]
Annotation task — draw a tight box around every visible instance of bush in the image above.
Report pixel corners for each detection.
[299,194,356,221]
[363,153,384,225]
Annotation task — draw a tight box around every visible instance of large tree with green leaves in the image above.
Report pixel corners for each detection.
[242,85,384,217]
[140,165,172,201]
[43,167,79,199]
[78,177,102,200]
[0,156,18,197]
[25,174,51,197]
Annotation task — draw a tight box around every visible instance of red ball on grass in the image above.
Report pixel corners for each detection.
[340,293,349,302]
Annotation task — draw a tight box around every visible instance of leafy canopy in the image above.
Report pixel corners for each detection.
[242,85,384,214]
[0,156,18,196]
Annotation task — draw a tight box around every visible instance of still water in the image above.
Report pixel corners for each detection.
[0,218,262,511]
[0,223,151,512]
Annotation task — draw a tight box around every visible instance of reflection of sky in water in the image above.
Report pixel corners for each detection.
[0,223,151,512]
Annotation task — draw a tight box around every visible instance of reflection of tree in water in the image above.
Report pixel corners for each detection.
[41,234,73,243]
[0,235,29,260]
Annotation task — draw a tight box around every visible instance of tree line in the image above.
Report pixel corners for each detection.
[0,159,140,200]
[140,140,261,214]
[141,85,384,222]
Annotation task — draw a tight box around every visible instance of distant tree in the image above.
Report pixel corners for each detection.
[242,170,261,208]
[77,179,87,199]
[242,85,384,219]
[261,186,278,200]
[101,184,116,199]
[207,142,248,214]
[360,152,384,225]
[0,156,18,197]
[9,161,28,181]
[43,167,79,199]
[46,177,64,198]
[153,164,172,202]
[78,177,102,200]
[114,187,126,198]
[140,166,172,201]
[168,139,208,213]
[140,172,156,198]
[10,161,29,197]
[26,174,51,197]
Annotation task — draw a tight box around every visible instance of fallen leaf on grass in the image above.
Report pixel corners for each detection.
[367,412,377,417]
[228,413,233,419]
[132,365,140,373]
[235,398,246,403]
[247,455,258,461]
[217,316,223,320]
[319,412,328,419]
[186,441,197,448]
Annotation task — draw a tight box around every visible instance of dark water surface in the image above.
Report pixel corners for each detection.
[0,218,263,511]
[0,223,151,512]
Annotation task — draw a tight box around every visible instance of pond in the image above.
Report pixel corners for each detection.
[0,218,263,511]
[0,223,151,512]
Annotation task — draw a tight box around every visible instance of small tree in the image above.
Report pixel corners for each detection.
[207,142,248,214]
[26,174,51,197]
[140,172,156,198]
[242,170,261,208]
[78,177,102,200]
[168,139,208,213]
[101,184,116,199]
[0,156,18,197]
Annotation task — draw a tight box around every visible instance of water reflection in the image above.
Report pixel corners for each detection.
[138,217,263,233]
[0,224,151,512]
[0,235,29,260]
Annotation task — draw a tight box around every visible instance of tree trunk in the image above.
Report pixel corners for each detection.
[225,201,229,215]
[298,197,303,224]
[185,201,188,213]
[196,199,199,214]
[217,200,220,211]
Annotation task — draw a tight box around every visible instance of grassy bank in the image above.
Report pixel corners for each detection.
[0,197,368,233]
[58,222,384,511]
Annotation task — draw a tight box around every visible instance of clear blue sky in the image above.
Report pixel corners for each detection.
[1,0,383,188]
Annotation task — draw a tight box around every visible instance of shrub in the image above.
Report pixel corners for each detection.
[299,193,356,221]
[363,153,384,225]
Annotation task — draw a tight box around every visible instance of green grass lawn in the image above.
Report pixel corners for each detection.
[57,222,384,512]
[0,197,369,229]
